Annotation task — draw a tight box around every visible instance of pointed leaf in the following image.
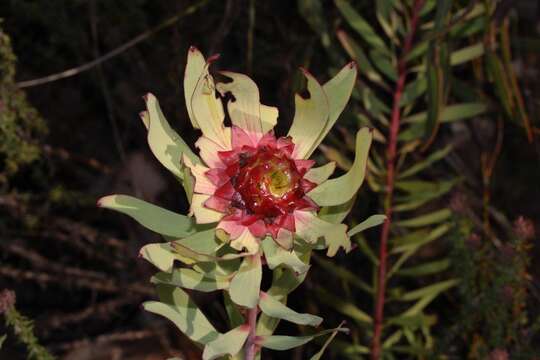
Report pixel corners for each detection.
[395,209,451,228]
[202,325,250,360]
[143,285,219,345]
[348,214,386,236]
[259,327,348,351]
[98,195,196,238]
[288,69,329,159]
[309,321,347,360]
[151,268,230,292]
[184,46,206,129]
[259,292,322,326]
[314,286,372,323]
[261,237,309,274]
[229,254,262,308]
[308,127,372,206]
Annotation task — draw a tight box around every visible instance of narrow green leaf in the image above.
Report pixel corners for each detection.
[399,279,459,301]
[313,286,372,324]
[397,258,450,277]
[229,254,262,308]
[400,76,427,107]
[259,327,348,351]
[335,0,389,53]
[144,285,219,345]
[398,145,452,179]
[202,325,250,360]
[312,254,373,294]
[98,194,196,238]
[151,268,230,292]
[348,214,386,236]
[395,209,451,228]
[391,223,450,254]
[309,322,347,360]
[259,292,323,327]
[336,30,384,85]
[308,128,372,206]
[370,49,397,81]
[450,43,484,66]
[402,102,487,124]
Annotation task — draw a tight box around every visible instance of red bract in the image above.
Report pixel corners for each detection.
[202,127,318,244]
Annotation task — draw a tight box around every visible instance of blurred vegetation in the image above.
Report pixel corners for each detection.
[1,0,539,359]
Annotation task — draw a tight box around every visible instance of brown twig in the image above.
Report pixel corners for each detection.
[371,1,425,358]
[15,0,210,88]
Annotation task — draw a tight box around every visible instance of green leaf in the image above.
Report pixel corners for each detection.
[295,211,350,256]
[312,254,373,294]
[370,49,397,81]
[304,162,336,184]
[202,325,250,360]
[398,145,452,179]
[395,209,451,228]
[318,197,355,224]
[261,237,309,274]
[400,76,427,107]
[348,214,386,236]
[144,93,201,179]
[402,102,487,124]
[336,30,384,85]
[259,292,323,326]
[259,327,348,351]
[98,194,196,238]
[399,279,459,316]
[397,258,450,277]
[450,43,484,66]
[391,223,450,254]
[309,322,347,360]
[224,292,245,328]
[144,285,219,345]
[140,242,184,272]
[184,46,206,130]
[313,286,372,324]
[394,179,458,212]
[229,254,262,308]
[308,128,372,206]
[151,268,230,292]
[287,69,329,159]
[335,0,389,53]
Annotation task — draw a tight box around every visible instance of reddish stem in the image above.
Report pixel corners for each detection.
[371,1,425,358]
[244,306,259,360]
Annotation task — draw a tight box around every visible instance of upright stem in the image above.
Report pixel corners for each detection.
[244,306,259,360]
[371,1,425,358]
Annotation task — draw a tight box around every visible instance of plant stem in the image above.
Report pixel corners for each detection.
[244,306,259,360]
[371,1,425,358]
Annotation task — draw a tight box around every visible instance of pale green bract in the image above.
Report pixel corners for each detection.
[99,46,382,358]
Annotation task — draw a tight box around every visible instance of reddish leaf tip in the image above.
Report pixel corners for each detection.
[207,53,220,64]
[189,45,198,52]
[348,61,357,69]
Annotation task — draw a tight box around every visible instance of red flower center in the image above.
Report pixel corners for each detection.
[233,146,304,218]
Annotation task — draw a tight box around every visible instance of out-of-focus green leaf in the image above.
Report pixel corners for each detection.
[229,254,262,308]
[486,51,514,117]
[395,209,451,228]
[151,268,230,292]
[394,179,458,211]
[348,214,387,236]
[355,234,379,265]
[259,292,323,326]
[202,325,249,360]
[335,0,390,53]
[224,292,244,328]
[400,76,427,107]
[399,280,459,316]
[376,0,399,45]
[312,254,373,294]
[398,145,452,179]
[370,49,397,81]
[98,195,196,238]
[402,102,487,124]
[450,43,484,66]
[144,285,219,345]
[314,286,372,324]
[391,223,450,254]
[397,258,450,277]
[298,0,331,47]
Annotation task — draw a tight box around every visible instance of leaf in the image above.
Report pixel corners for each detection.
[304,162,336,184]
[318,197,355,224]
[336,30,384,85]
[400,76,427,107]
[314,286,372,324]
[151,268,230,292]
[294,211,350,256]
[395,209,451,228]
[394,179,458,212]
[184,46,206,130]
[391,223,450,254]
[370,49,397,81]
[397,258,450,277]
[259,292,323,326]
[335,0,389,53]
[144,93,201,179]
[140,242,183,272]
[399,279,459,316]
[312,254,372,294]
[402,102,487,124]
[224,292,245,328]
[398,145,452,179]
[288,69,329,159]
[259,327,349,351]
[308,128,372,206]
[261,237,309,274]
[348,214,386,236]
[309,321,347,360]
[450,43,484,66]
[202,325,250,360]
[98,194,196,238]
[143,285,219,345]
[229,254,262,308]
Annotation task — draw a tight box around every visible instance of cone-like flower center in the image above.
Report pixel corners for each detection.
[234,146,304,218]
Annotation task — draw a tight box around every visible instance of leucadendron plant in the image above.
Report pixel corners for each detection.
[99,47,383,359]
